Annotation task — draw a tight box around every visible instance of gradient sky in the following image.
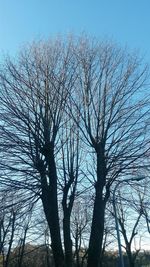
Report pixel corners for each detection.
[0,0,150,61]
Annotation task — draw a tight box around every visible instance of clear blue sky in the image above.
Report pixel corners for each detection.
[0,0,150,61]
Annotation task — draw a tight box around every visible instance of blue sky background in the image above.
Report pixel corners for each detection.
[0,0,150,61]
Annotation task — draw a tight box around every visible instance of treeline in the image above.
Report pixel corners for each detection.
[2,244,150,267]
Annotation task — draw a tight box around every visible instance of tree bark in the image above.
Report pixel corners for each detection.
[17,226,28,267]
[127,250,135,267]
[87,189,105,267]
[87,146,107,267]
[63,212,73,267]
[41,145,64,267]
[5,211,16,267]
[42,186,64,267]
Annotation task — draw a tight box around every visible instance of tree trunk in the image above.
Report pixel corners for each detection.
[75,228,80,267]
[127,250,135,267]
[63,213,73,267]
[41,147,64,267]
[17,226,28,267]
[87,188,105,267]
[42,187,64,267]
[5,211,15,267]
[87,147,107,267]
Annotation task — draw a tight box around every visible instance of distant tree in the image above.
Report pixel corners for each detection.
[15,204,34,267]
[71,197,91,267]
[9,243,53,267]
[0,192,19,267]
[60,120,81,267]
[116,189,143,267]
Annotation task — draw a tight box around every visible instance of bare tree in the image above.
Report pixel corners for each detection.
[70,38,150,267]
[0,36,149,267]
[0,209,15,267]
[0,192,19,267]
[0,38,77,267]
[100,207,116,265]
[115,189,144,267]
[71,197,91,267]
[0,191,30,267]
[59,119,81,267]
[15,204,34,267]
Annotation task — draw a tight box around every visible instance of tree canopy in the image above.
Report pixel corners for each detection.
[0,36,149,267]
